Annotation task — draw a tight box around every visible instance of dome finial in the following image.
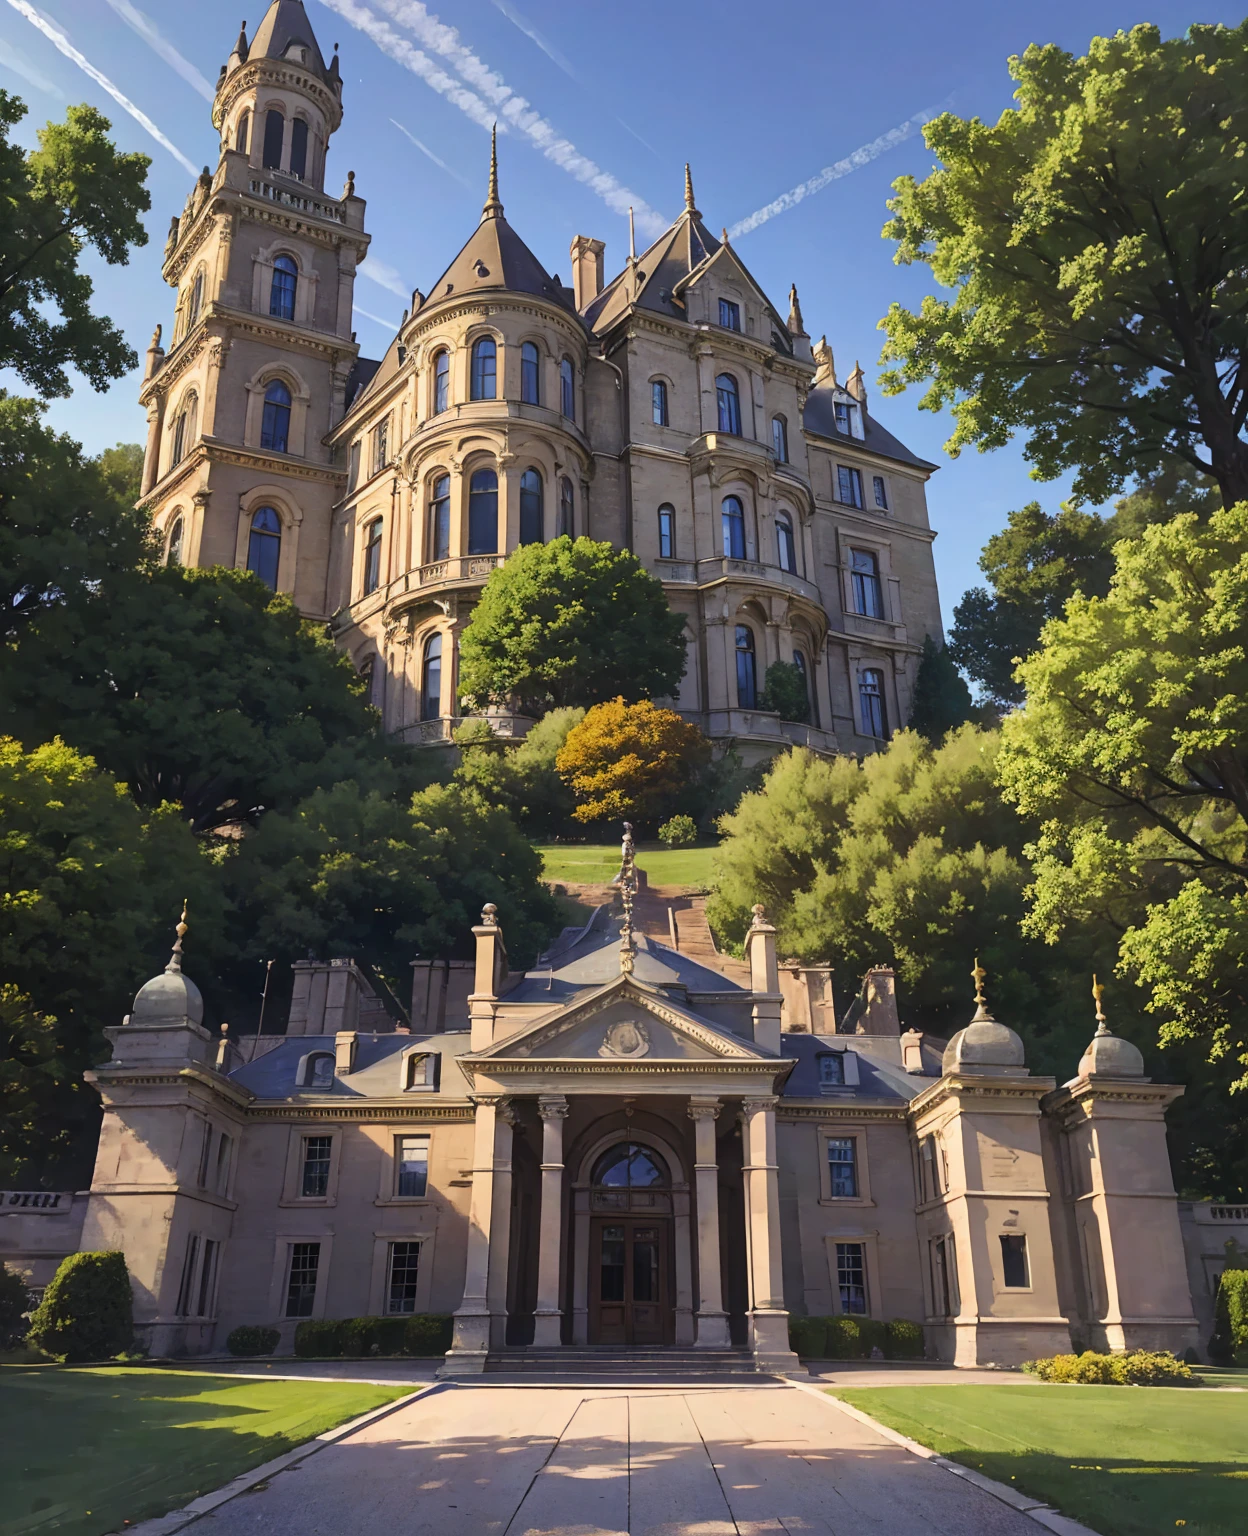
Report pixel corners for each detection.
[970,955,993,1022]
[483,124,502,220]
[166,901,189,975]
[684,163,698,216]
[1092,973,1109,1035]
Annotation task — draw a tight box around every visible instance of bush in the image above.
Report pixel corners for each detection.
[788,1316,826,1358]
[1210,1268,1248,1365]
[404,1313,453,1356]
[294,1314,453,1358]
[886,1319,925,1359]
[294,1318,345,1358]
[658,814,697,848]
[0,1265,31,1349]
[825,1316,863,1359]
[1022,1348,1194,1385]
[226,1325,280,1358]
[556,699,712,826]
[27,1251,133,1362]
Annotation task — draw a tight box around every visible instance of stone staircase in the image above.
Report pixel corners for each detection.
[484,1346,770,1379]
[556,880,751,987]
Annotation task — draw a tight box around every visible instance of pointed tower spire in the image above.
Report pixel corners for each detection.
[846,359,867,406]
[684,163,699,217]
[233,20,250,61]
[788,283,806,336]
[482,124,503,220]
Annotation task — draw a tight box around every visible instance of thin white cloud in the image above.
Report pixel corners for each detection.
[359,254,411,300]
[318,0,666,236]
[353,304,400,332]
[5,0,198,174]
[391,116,472,188]
[0,34,64,96]
[728,101,953,238]
[489,0,580,83]
[102,0,215,102]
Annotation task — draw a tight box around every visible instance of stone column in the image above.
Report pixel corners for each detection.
[486,1102,516,1350]
[531,1095,569,1347]
[440,1093,502,1375]
[689,1098,730,1346]
[741,1096,799,1370]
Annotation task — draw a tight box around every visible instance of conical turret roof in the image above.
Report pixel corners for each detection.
[250,1,331,80]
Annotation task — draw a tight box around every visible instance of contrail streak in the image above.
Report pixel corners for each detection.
[0,35,64,97]
[354,304,401,332]
[358,254,411,300]
[5,0,199,174]
[317,0,666,235]
[103,0,215,101]
[489,0,580,83]
[391,117,472,188]
[728,101,952,238]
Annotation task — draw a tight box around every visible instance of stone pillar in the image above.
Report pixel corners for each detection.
[439,1094,501,1376]
[689,1098,730,1346]
[741,1096,800,1370]
[487,1103,517,1349]
[531,1095,569,1347]
[745,906,783,1055]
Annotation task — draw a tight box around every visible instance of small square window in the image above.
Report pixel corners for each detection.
[396,1135,429,1198]
[719,298,741,331]
[827,1137,859,1199]
[1000,1233,1030,1288]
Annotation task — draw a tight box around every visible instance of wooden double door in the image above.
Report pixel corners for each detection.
[588,1215,673,1345]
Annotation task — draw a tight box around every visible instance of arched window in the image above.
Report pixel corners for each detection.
[776,513,797,574]
[519,468,543,544]
[592,1143,670,1188]
[521,341,541,405]
[363,518,383,594]
[735,624,757,709]
[270,254,297,321]
[772,415,788,462]
[428,473,450,562]
[172,407,187,466]
[420,633,442,721]
[171,393,197,465]
[468,468,498,554]
[470,336,496,400]
[235,110,250,155]
[560,357,575,419]
[716,373,741,435]
[859,667,887,739]
[290,118,309,179]
[166,516,184,566]
[721,495,746,560]
[262,108,285,170]
[261,379,291,453]
[432,349,450,413]
[188,270,204,327]
[308,1053,335,1088]
[652,379,668,426]
[247,506,281,589]
[558,476,574,538]
[850,549,884,618]
[658,505,675,559]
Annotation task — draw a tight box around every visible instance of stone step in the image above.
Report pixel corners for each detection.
[484,1347,766,1376]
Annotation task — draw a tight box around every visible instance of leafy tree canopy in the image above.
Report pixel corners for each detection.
[457,537,687,715]
[880,23,1248,507]
[908,635,975,740]
[759,660,810,724]
[0,92,149,397]
[452,708,583,839]
[556,699,711,827]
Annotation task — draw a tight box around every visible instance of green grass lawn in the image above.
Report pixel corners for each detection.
[835,1383,1248,1536]
[537,841,719,890]
[0,1366,410,1536]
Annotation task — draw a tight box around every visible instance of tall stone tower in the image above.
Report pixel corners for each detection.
[138,1,370,620]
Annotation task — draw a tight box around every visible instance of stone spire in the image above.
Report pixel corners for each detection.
[618,822,637,974]
[482,124,503,221]
[788,283,806,337]
[846,359,867,406]
[684,163,699,218]
[230,20,249,67]
[813,335,837,388]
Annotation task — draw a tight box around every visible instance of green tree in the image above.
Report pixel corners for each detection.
[452,708,583,838]
[0,92,149,397]
[28,1251,133,1362]
[908,635,974,740]
[556,699,712,827]
[880,23,1248,507]
[457,537,687,715]
[94,441,144,506]
[759,660,810,724]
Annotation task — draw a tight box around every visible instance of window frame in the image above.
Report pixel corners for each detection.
[837,464,865,508]
[261,379,292,454]
[247,505,282,590]
[652,378,668,426]
[858,666,888,740]
[716,373,742,436]
[262,108,285,171]
[467,466,499,555]
[300,1134,333,1199]
[432,349,450,414]
[269,254,297,321]
[362,518,384,595]
[835,1240,869,1315]
[818,1125,871,1204]
[520,341,541,405]
[470,336,497,401]
[560,356,575,419]
[850,548,885,619]
[827,1136,860,1199]
[719,297,741,331]
[289,117,309,179]
[1000,1233,1031,1290]
[428,473,451,562]
[395,1134,431,1199]
[558,476,574,539]
[734,623,757,709]
[519,467,544,545]
[166,516,184,566]
[420,631,442,721]
[776,513,797,574]
[721,495,746,560]
[386,1240,422,1314]
[772,415,788,462]
[872,474,889,511]
[658,504,675,560]
[284,1240,321,1318]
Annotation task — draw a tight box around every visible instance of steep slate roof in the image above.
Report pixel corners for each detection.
[249,0,331,80]
[228,1031,473,1099]
[803,384,938,471]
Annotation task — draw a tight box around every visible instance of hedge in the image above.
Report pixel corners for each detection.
[787,1315,925,1360]
[1022,1349,1194,1386]
[293,1313,453,1358]
[27,1251,134,1363]
[1209,1268,1248,1365]
[226,1325,281,1357]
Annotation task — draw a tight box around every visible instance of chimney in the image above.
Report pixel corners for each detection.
[745,904,782,1054]
[570,235,605,310]
[857,966,900,1035]
[470,904,509,1049]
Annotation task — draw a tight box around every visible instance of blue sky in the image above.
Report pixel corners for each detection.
[1,0,1241,618]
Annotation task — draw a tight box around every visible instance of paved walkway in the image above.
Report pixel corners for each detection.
[195,1382,1040,1534]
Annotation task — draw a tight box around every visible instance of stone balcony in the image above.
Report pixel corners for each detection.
[700,708,838,757]
[396,713,533,747]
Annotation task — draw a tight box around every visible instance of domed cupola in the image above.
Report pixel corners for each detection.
[106,905,214,1069]
[1073,977,1147,1081]
[941,959,1029,1076]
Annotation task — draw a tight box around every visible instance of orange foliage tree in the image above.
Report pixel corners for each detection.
[555,699,711,827]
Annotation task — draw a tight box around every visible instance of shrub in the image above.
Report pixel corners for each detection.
[27,1251,133,1362]
[294,1319,345,1358]
[886,1319,925,1359]
[658,814,697,848]
[1210,1268,1248,1365]
[403,1313,453,1356]
[824,1316,863,1359]
[788,1317,826,1358]
[226,1325,280,1358]
[556,699,712,826]
[1022,1348,1194,1385]
[0,1265,31,1349]
[294,1314,453,1358]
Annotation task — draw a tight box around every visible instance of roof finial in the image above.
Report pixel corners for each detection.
[684,163,698,216]
[483,123,503,220]
[166,901,189,975]
[618,822,637,974]
[788,283,805,335]
[970,955,994,1021]
[233,20,249,61]
[1092,974,1109,1036]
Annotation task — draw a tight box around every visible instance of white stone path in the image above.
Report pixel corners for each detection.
[194,1382,1042,1535]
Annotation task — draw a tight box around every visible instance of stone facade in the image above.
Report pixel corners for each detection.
[143,2,942,760]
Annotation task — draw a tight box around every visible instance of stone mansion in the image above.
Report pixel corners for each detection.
[139,0,943,758]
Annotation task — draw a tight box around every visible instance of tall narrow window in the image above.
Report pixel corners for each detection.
[560,357,575,419]
[214,1132,232,1194]
[468,468,498,554]
[247,506,281,589]
[348,440,361,490]
[558,476,574,538]
[721,495,746,559]
[658,505,675,559]
[719,298,741,331]
[794,650,813,721]
[262,109,285,170]
[716,373,741,435]
[471,337,496,400]
[372,417,389,476]
[285,1242,320,1318]
[188,270,204,327]
[735,624,756,709]
[776,513,796,573]
[176,1235,201,1317]
[652,379,668,426]
[196,1239,219,1317]
[261,379,291,453]
[1000,1234,1030,1288]
[420,633,442,721]
[235,110,250,155]
[836,1241,868,1314]
[772,415,788,462]
[387,1241,421,1313]
[519,468,544,544]
[850,549,884,618]
[363,519,383,594]
[521,341,541,404]
[289,118,309,179]
[428,474,450,562]
[172,409,187,466]
[837,464,865,508]
[167,516,184,566]
[433,349,450,413]
[300,1136,332,1198]
[859,667,886,738]
[270,255,297,321]
[873,474,889,511]
[828,1137,859,1198]
[932,1235,953,1316]
[396,1135,429,1198]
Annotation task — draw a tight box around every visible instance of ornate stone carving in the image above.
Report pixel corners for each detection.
[599,1017,650,1059]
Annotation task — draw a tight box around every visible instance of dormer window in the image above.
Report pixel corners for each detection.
[835,400,864,440]
[403,1052,440,1091]
[296,1051,335,1089]
[819,1052,845,1087]
[719,298,741,331]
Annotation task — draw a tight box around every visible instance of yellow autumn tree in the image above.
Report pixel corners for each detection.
[555,699,711,826]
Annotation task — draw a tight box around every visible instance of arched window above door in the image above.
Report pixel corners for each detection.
[592,1142,670,1188]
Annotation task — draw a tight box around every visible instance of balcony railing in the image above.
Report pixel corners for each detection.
[397,713,534,747]
[696,557,822,604]
[701,708,837,755]
[247,176,345,223]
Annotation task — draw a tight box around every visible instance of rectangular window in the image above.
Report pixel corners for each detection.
[931,1235,953,1316]
[719,298,741,331]
[834,400,861,438]
[837,465,864,508]
[285,1242,320,1318]
[214,1132,232,1195]
[196,1238,219,1317]
[652,379,668,426]
[372,418,389,476]
[859,668,887,738]
[301,1135,332,1198]
[658,506,675,559]
[197,1123,213,1188]
[386,1241,421,1314]
[836,1241,868,1314]
[827,1137,859,1199]
[348,440,361,491]
[850,549,884,618]
[873,474,888,510]
[819,1053,845,1087]
[176,1234,201,1317]
[396,1135,429,1198]
[1000,1233,1030,1288]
